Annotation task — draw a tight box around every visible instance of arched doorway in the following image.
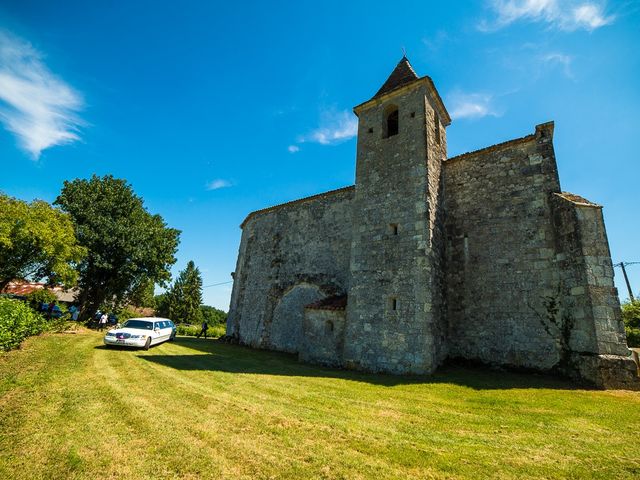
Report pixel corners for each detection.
[269,283,324,353]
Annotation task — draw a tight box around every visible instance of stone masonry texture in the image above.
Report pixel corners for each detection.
[226,58,639,389]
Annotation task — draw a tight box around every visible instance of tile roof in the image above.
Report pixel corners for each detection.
[1,282,45,296]
[373,56,419,99]
[1,281,78,302]
[354,57,451,126]
[305,294,348,311]
[554,192,601,207]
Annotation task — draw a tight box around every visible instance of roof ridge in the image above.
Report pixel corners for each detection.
[240,185,355,228]
[554,192,601,208]
[446,133,536,163]
[446,123,554,163]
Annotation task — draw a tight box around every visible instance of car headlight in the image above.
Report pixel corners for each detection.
[105,332,115,337]
[130,335,147,339]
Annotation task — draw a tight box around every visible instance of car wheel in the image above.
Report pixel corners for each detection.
[170,332,175,341]
[144,337,151,351]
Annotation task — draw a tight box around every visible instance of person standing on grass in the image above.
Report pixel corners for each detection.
[196,320,208,339]
[99,313,108,331]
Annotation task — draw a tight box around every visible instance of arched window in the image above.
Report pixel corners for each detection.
[384,106,399,138]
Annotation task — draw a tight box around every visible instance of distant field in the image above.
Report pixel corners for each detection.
[1,330,639,479]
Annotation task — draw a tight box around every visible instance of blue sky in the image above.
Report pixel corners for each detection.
[1,1,639,309]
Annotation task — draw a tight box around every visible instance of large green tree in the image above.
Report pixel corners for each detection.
[0,193,85,291]
[128,279,156,308]
[153,293,170,318]
[55,175,180,319]
[166,260,203,323]
[200,305,227,325]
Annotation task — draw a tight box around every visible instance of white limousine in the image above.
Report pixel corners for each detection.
[104,317,177,350]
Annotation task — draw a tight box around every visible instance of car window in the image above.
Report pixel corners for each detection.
[159,321,167,328]
[123,320,153,330]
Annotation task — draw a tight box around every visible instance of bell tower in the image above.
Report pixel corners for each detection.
[342,57,451,374]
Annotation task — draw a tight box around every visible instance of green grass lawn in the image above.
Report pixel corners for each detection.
[1,330,639,479]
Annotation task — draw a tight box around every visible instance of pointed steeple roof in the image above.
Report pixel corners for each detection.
[353,56,451,126]
[373,56,419,99]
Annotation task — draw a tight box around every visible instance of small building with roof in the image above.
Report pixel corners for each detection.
[1,280,78,304]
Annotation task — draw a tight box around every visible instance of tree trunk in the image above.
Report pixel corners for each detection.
[0,278,11,293]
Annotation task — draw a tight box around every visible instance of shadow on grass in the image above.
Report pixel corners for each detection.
[95,344,145,351]
[134,336,585,391]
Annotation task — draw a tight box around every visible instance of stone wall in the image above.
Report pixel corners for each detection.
[226,187,354,353]
[299,308,346,367]
[444,123,564,370]
[343,84,446,374]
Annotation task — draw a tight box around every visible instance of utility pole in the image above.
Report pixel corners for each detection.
[615,262,640,301]
[619,262,635,301]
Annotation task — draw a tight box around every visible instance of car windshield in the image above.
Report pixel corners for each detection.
[122,320,153,330]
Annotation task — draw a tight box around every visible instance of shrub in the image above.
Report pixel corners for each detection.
[116,308,139,322]
[626,327,640,348]
[176,324,200,336]
[176,323,225,338]
[0,298,48,351]
[25,289,58,306]
[622,299,640,348]
[209,324,225,337]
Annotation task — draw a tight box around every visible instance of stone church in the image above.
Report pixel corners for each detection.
[226,57,638,389]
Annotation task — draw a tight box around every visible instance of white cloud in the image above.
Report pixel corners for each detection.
[0,30,84,159]
[572,3,613,29]
[299,109,357,145]
[540,52,573,78]
[480,0,615,32]
[206,179,232,190]
[448,92,500,120]
[287,145,300,153]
